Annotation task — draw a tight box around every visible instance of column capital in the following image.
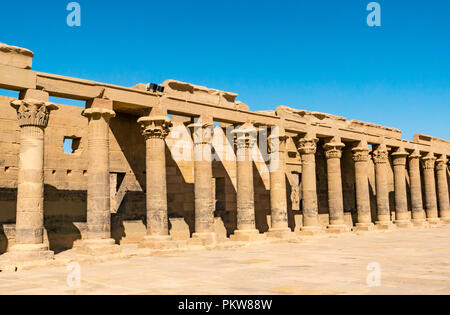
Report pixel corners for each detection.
[268,132,287,153]
[323,142,345,159]
[233,122,257,150]
[235,134,257,150]
[188,120,215,145]
[391,148,409,166]
[297,137,318,155]
[352,146,370,162]
[372,146,389,164]
[422,153,436,170]
[10,99,58,128]
[82,107,116,120]
[409,150,422,160]
[436,157,448,171]
[138,115,172,140]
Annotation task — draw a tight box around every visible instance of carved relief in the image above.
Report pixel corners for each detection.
[436,158,448,171]
[138,116,172,140]
[352,147,370,162]
[323,142,344,160]
[297,137,318,155]
[422,155,436,170]
[10,99,58,128]
[372,149,389,164]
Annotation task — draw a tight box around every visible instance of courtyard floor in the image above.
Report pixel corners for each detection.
[0,225,449,295]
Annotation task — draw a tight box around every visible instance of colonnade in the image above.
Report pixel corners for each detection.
[5,95,450,258]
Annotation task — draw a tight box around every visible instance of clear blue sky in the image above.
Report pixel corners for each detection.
[1,0,449,141]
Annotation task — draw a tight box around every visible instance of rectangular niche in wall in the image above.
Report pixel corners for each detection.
[63,136,81,154]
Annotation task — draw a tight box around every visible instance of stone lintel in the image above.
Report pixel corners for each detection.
[0,42,34,69]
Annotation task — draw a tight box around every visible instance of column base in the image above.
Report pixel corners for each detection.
[441,217,450,224]
[4,244,54,261]
[188,232,217,246]
[265,227,296,239]
[138,235,178,250]
[375,221,397,230]
[352,223,375,232]
[230,229,266,242]
[427,218,441,225]
[394,220,413,228]
[77,239,120,256]
[326,224,351,234]
[297,226,324,236]
[411,219,429,227]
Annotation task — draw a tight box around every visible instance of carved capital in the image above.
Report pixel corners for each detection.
[421,154,436,170]
[323,142,344,159]
[82,107,116,121]
[232,122,257,150]
[138,115,172,140]
[372,149,389,164]
[297,137,318,155]
[10,99,58,128]
[436,158,448,171]
[409,150,421,161]
[391,149,409,166]
[236,134,257,150]
[188,121,215,145]
[268,133,287,153]
[352,147,370,162]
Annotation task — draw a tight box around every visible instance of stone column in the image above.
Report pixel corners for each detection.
[266,129,292,238]
[436,156,450,223]
[352,142,374,231]
[230,123,264,241]
[373,144,395,229]
[138,114,177,249]
[79,99,119,254]
[189,117,217,245]
[422,152,440,224]
[7,94,57,260]
[391,148,412,228]
[298,137,323,235]
[323,140,349,233]
[409,150,427,226]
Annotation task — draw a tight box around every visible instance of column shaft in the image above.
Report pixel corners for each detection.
[373,146,391,224]
[235,136,256,231]
[16,126,45,244]
[392,149,411,227]
[422,153,439,223]
[146,136,169,235]
[436,158,450,221]
[409,151,426,223]
[84,107,116,240]
[190,120,215,241]
[269,134,289,231]
[298,137,322,234]
[324,143,345,228]
[9,96,57,258]
[230,123,264,241]
[352,144,373,230]
[138,114,176,249]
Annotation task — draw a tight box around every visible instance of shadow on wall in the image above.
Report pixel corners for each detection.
[212,161,237,237]
[253,162,270,233]
[0,225,7,254]
[0,186,87,254]
[111,191,146,244]
[44,185,86,254]
[315,139,329,215]
[286,175,297,231]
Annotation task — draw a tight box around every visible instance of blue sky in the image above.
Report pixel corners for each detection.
[0,0,449,141]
